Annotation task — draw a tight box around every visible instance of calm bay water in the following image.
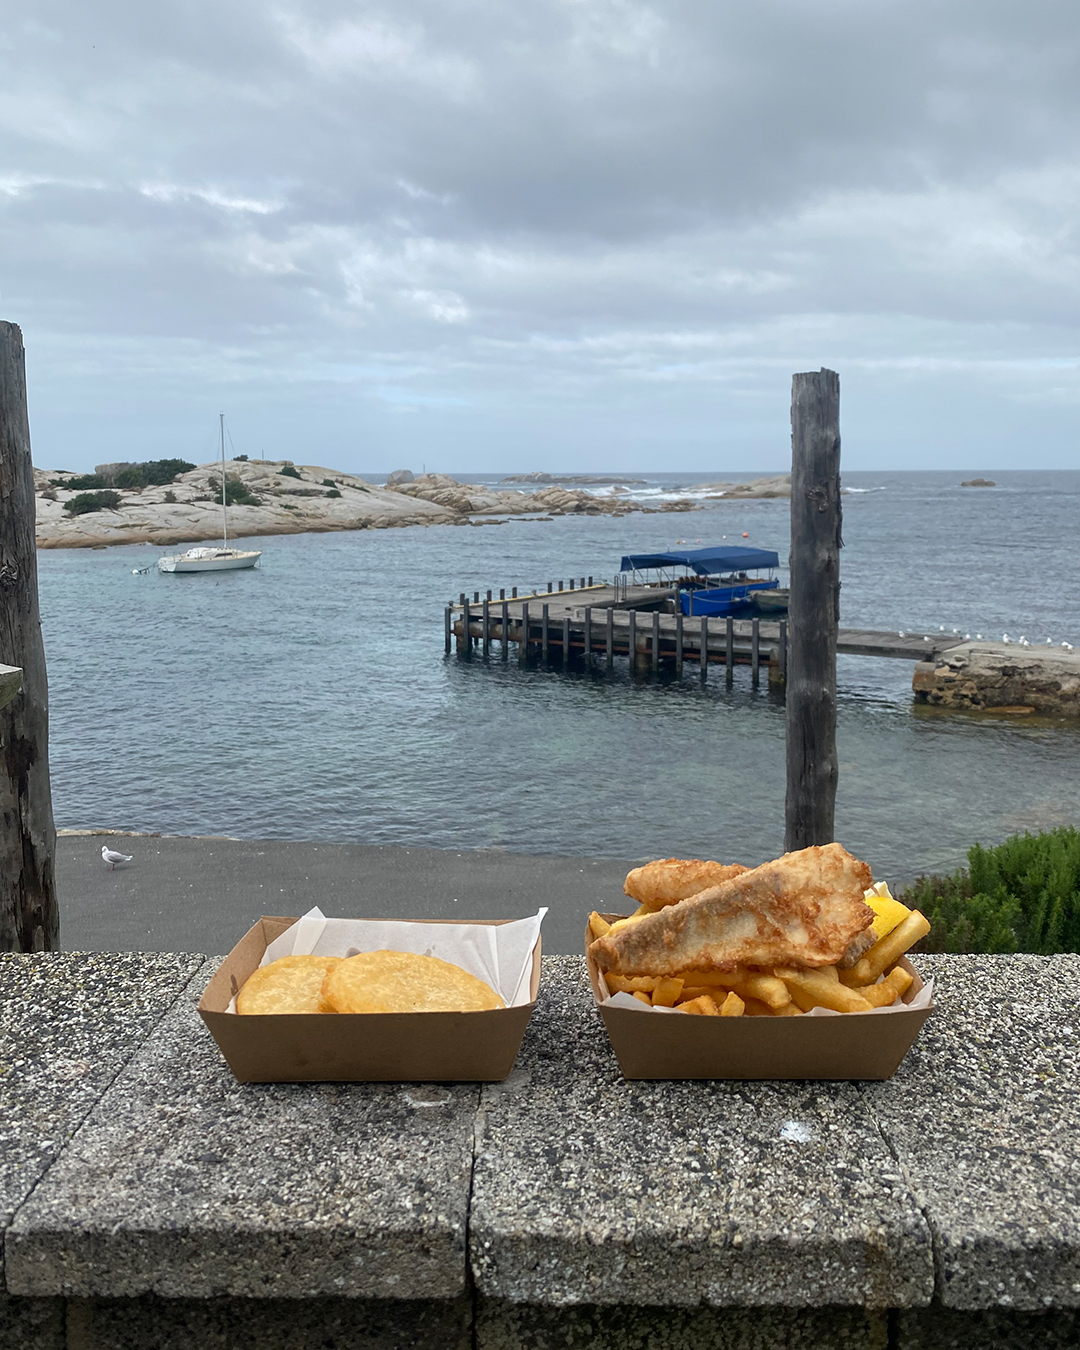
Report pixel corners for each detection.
[40,470,1080,884]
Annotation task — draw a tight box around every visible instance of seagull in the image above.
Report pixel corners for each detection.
[101,845,133,870]
[964,633,971,639]
[1064,643,1075,651]
[1003,633,1010,643]
[939,625,945,631]
[1045,638,1052,644]
[923,636,930,641]
[898,630,906,637]
[976,633,983,640]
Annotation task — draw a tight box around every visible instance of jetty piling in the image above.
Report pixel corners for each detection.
[751,618,760,686]
[785,367,841,851]
[502,600,509,660]
[726,615,734,684]
[0,320,59,952]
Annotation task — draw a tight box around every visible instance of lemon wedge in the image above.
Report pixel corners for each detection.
[863,881,911,940]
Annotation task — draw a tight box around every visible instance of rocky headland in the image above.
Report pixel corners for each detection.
[33,462,714,549]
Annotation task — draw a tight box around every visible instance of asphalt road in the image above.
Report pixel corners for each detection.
[57,835,638,956]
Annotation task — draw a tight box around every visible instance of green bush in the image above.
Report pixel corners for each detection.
[63,491,123,515]
[279,464,302,479]
[322,478,336,487]
[55,474,105,490]
[113,458,195,488]
[900,827,1080,955]
[325,488,341,498]
[235,454,248,461]
[208,475,261,507]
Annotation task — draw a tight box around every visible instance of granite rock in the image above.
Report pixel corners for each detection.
[861,954,1080,1311]
[62,1294,471,1349]
[896,1304,1080,1349]
[469,957,933,1309]
[7,970,478,1300]
[476,1297,887,1349]
[0,1295,63,1350]
[0,952,207,1280]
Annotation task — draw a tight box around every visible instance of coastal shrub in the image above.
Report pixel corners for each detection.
[279,464,302,479]
[282,502,299,510]
[63,490,123,515]
[112,458,195,488]
[55,474,106,490]
[163,490,177,503]
[325,488,341,498]
[40,488,57,501]
[901,827,1080,954]
[322,478,336,487]
[208,475,262,507]
[235,454,248,461]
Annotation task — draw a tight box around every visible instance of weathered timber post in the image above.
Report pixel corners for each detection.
[699,615,708,683]
[675,612,683,676]
[725,615,734,683]
[561,616,570,666]
[785,368,841,851]
[444,606,452,653]
[583,607,592,661]
[651,612,660,671]
[482,598,490,657]
[518,602,529,665]
[751,618,760,686]
[606,609,614,667]
[460,598,471,655]
[501,600,509,660]
[1,321,58,952]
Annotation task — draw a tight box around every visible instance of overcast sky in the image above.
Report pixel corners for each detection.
[2,0,1078,473]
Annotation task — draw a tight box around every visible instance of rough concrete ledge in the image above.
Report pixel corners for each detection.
[2,950,1079,1340]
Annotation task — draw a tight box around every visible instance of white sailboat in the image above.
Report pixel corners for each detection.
[158,414,262,574]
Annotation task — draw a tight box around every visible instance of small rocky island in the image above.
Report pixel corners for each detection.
[33,462,731,549]
[960,478,996,487]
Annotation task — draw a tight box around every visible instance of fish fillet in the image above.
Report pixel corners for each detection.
[592,843,874,974]
[624,858,748,911]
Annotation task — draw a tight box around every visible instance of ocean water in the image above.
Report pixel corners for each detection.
[39,470,1080,884]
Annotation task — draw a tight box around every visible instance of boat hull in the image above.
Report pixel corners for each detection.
[158,551,262,573]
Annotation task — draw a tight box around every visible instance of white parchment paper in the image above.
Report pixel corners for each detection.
[247,907,546,1008]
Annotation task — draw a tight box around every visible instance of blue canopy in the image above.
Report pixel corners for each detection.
[620,545,779,576]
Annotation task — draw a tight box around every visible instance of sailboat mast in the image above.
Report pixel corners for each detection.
[219,412,227,547]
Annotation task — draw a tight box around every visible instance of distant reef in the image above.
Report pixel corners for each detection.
[33,464,702,549]
[498,472,648,485]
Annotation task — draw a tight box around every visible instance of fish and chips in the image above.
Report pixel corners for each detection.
[588,843,929,1017]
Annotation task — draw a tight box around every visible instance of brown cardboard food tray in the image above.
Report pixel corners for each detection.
[200,916,541,1083]
[586,916,932,1081]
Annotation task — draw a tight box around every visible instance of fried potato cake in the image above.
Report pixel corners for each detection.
[236,955,342,1014]
[593,843,874,975]
[322,950,504,1014]
[623,858,748,911]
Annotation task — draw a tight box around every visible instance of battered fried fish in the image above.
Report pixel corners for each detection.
[592,843,874,974]
[624,858,748,911]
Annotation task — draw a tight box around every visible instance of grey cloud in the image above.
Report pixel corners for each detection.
[1,0,1078,469]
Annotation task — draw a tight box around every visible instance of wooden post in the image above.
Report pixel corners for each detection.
[628,610,637,671]
[588,575,593,587]
[562,616,570,666]
[785,368,842,851]
[474,590,479,603]
[547,581,553,593]
[725,615,734,684]
[482,598,490,656]
[778,618,788,682]
[699,615,708,682]
[542,604,550,661]
[606,609,614,667]
[512,586,518,599]
[584,606,592,661]
[519,602,529,665]
[444,606,452,653]
[675,612,683,676]
[500,588,505,600]
[501,600,509,660]
[0,321,58,952]
[651,612,660,671]
[751,618,760,686]
[460,599,471,656]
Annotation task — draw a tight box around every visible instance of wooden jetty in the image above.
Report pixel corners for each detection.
[444,582,966,683]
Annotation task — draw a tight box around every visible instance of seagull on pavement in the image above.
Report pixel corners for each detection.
[101,845,133,870]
